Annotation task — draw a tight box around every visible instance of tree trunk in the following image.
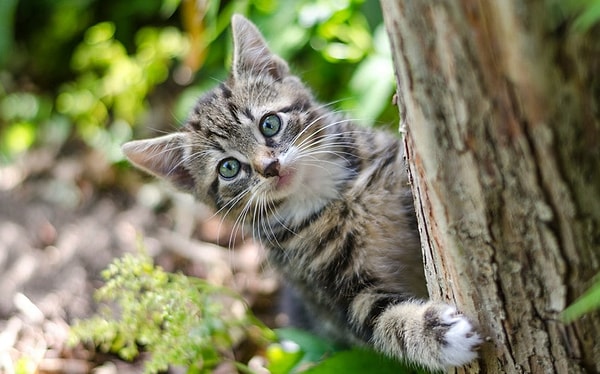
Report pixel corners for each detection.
[380,1,600,373]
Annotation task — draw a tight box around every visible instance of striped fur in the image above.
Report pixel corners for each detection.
[122,15,481,370]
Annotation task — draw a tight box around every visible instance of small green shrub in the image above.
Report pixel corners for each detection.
[69,251,275,373]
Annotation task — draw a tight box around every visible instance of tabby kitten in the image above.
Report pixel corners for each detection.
[122,15,482,370]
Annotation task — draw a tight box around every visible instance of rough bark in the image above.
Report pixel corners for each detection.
[380,1,600,373]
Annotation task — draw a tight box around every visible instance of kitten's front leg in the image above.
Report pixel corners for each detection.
[371,301,482,370]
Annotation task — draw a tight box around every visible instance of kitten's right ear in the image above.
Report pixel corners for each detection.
[122,133,195,192]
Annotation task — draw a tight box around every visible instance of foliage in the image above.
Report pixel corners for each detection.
[547,0,600,31]
[302,349,428,374]
[56,22,188,161]
[565,0,600,30]
[0,0,395,163]
[561,275,600,323]
[69,251,275,373]
[268,329,430,374]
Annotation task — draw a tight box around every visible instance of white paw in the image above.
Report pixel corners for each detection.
[438,306,482,367]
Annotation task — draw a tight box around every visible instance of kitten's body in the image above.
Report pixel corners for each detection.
[260,113,428,344]
[123,15,481,370]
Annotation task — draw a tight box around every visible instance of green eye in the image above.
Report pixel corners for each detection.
[218,158,241,179]
[259,114,281,137]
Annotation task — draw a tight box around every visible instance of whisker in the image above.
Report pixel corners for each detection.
[288,111,334,146]
[265,197,298,240]
[295,139,360,155]
[258,196,273,247]
[228,194,254,249]
[293,118,360,151]
[296,158,350,176]
[264,202,281,248]
[208,188,250,221]
[251,192,263,248]
[215,191,252,246]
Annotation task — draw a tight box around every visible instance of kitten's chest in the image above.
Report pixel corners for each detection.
[256,185,424,291]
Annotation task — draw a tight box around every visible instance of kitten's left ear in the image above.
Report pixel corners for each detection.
[122,133,195,192]
[231,14,289,80]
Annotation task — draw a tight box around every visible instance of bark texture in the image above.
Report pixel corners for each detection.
[380,1,600,373]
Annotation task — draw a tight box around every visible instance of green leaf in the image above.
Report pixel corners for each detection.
[561,275,600,323]
[2,122,37,155]
[275,328,341,362]
[303,348,429,374]
[269,328,342,373]
[573,0,600,30]
[271,329,434,374]
[266,342,304,374]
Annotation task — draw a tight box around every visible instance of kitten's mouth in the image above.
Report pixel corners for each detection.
[275,170,295,190]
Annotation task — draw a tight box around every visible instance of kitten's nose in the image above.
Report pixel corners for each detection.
[260,159,280,178]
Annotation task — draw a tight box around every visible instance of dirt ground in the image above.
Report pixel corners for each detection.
[0,146,280,373]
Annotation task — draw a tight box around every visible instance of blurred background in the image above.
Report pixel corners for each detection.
[0,0,396,372]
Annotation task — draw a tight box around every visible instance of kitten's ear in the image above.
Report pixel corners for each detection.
[122,133,195,192]
[231,14,289,80]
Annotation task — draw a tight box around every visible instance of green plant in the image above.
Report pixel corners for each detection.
[69,251,275,373]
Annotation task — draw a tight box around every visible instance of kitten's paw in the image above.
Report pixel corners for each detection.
[372,301,482,370]
[434,305,482,367]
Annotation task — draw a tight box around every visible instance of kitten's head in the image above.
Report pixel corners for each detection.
[123,15,350,224]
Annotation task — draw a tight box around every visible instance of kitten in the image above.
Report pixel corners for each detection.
[122,15,482,370]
